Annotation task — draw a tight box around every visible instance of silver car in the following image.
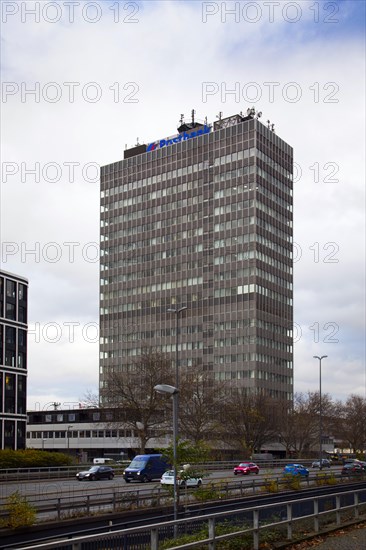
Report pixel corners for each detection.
[311,459,331,468]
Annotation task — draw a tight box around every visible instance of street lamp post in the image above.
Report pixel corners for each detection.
[313,356,327,470]
[167,306,187,442]
[167,306,187,388]
[154,384,179,536]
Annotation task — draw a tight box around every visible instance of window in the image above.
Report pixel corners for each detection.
[19,284,27,301]
[6,302,15,320]
[19,306,27,323]
[5,326,16,344]
[6,280,16,298]
[18,329,27,347]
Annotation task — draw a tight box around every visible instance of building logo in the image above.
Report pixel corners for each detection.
[147,125,211,152]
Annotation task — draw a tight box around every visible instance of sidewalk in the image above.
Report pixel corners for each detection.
[286,522,366,549]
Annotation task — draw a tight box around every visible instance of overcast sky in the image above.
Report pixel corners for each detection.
[1,0,365,411]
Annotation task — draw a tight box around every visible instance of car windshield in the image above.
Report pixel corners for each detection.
[129,457,148,468]
[164,471,174,476]
[89,466,99,472]
[239,463,250,466]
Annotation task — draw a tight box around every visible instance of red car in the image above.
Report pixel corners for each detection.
[233,462,259,475]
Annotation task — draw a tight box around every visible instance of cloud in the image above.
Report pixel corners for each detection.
[1,0,365,407]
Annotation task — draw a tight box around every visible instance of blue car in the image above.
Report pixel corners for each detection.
[283,463,309,477]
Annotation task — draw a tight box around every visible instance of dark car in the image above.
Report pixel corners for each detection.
[341,463,364,476]
[123,454,169,483]
[76,465,115,481]
[233,462,259,475]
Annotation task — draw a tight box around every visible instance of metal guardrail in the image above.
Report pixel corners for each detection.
[13,487,366,550]
[0,470,359,524]
[0,459,319,482]
[0,465,127,482]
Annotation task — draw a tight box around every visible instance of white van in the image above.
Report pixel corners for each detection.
[93,458,114,465]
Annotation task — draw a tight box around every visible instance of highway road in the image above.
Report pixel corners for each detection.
[0,470,361,550]
[0,465,343,501]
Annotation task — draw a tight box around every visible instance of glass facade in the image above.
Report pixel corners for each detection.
[99,113,293,403]
[0,270,28,449]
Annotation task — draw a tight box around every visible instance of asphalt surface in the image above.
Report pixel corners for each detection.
[285,522,366,549]
[313,525,366,549]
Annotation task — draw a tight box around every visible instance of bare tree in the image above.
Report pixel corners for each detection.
[178,367,226,444]
[277,391,336,458]
[336,395,366,454]
[81,389,99,408]
[271,398,298,458]
[221,390,278,457]
[102,349,174,453]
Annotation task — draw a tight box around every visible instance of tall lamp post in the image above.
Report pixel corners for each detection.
[167,306,187,441]
[154,384,179,536]
[313,356,327,470]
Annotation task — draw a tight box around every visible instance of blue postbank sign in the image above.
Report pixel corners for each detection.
[147,124,211,152]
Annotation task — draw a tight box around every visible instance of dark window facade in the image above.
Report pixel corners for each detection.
[0,270,28,449]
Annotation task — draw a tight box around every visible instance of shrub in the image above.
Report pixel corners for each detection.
[0,449,72,468]
[262,477,279,493]
[160,520,252,550]
[0,491,36,529]
[315,472,337,486]
[193,482,221,502]
[282,473,301,490]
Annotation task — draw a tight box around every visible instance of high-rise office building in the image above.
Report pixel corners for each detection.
[99,110,293,403]
[0,269,28,449]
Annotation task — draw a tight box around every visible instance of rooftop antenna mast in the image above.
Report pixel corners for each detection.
[216,111,223,122]
[191,109,196,125]
[179,113,184,125]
